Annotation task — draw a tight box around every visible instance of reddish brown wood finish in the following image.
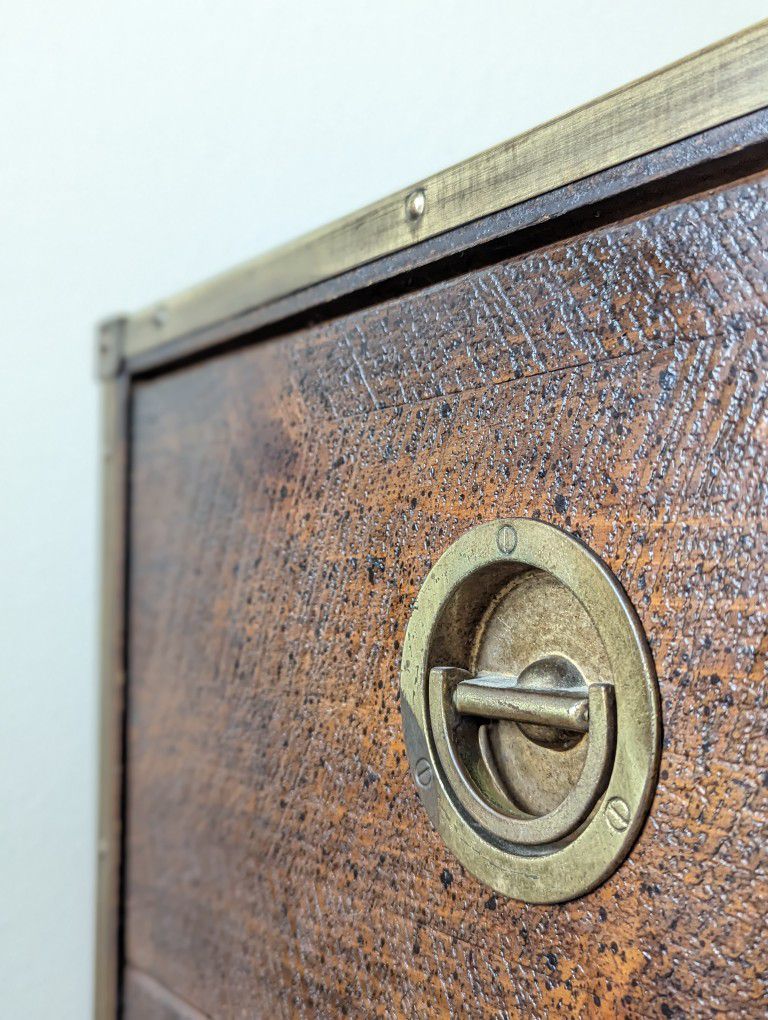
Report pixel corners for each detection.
[124,172,767,1017]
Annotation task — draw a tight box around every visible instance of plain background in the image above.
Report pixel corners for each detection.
[0,3,764,1016]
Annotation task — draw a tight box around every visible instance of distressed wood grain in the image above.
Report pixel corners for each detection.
[124,171,767,1018]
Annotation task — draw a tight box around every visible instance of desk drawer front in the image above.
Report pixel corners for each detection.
[124,171,767,1018]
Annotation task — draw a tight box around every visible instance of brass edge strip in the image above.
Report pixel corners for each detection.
[122,20,768,359]
[94,375,128,1019]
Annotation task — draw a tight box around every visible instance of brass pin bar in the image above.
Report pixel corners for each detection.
[453,678,590,732]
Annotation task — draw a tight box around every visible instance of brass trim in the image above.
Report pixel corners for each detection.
[123,19,768,359]
[95,316,127,380]
[94,376,128,1018]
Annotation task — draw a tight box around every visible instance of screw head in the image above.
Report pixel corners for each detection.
[415,757,433,788]
[496,524,518,555]
[152,305,169,328]
[605,797,631,832]
[405,188,426,222]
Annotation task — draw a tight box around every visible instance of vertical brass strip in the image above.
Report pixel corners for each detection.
[94,376,128,1019]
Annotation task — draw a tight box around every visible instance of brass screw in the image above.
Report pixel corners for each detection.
[405,188,426,222]
[152,305,169,328]
[605,797,631,832]
[415,758,433,787]
[496,524,518,555]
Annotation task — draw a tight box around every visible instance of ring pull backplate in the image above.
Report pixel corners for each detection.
[400,519,661,904]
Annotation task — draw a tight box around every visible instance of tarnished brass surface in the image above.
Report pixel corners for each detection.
[429,667,616,847]
[401,519,660,903]
[454,676,590,733]
[475,570,609,809]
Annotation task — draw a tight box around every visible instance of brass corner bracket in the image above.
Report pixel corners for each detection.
[96,315,127,380]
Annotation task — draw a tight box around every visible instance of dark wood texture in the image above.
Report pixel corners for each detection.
[124,170,767,1017]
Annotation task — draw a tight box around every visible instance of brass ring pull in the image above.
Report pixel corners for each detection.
[401,519,660,902]
[429,665,617,846]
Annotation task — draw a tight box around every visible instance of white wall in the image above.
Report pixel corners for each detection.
[0,2,763,1016]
